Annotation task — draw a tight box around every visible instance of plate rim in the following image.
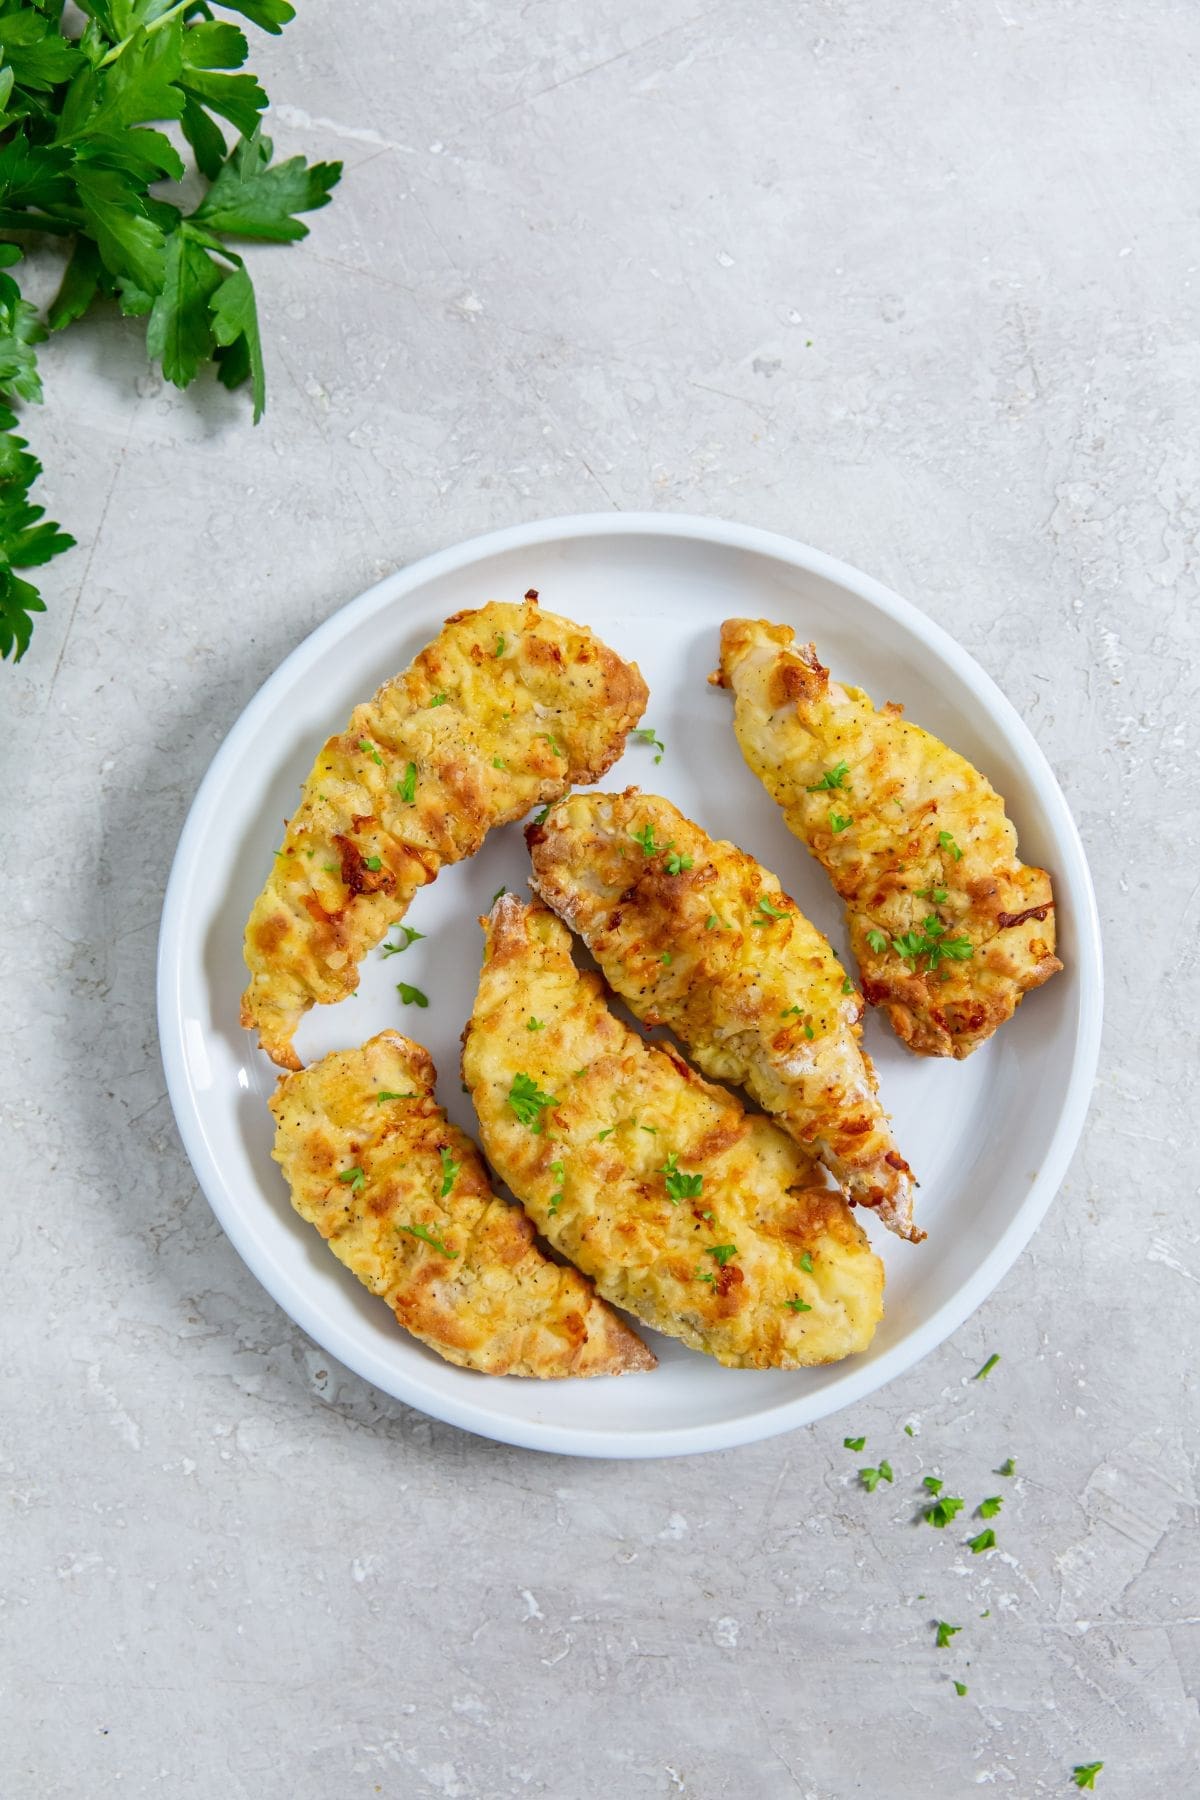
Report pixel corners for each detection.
[157,511,1103,1458]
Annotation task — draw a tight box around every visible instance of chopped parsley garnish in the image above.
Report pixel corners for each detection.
[640,1124,658,1134]
[860,1462,893,1491]
[754,895,788,923]
[397,762,417,803]
[975,1353,1001,1380]
[799,1252,814,1272]
[804,1024,814,1039]
[659,1152,703,1203]
[376,1090,413,1103]
[531,804,552,826]
[904,1424,914,1436]
[548,1158,565,1215]
[323,863,339,874]
[507,1073,559,1133]
[382,925,425,956]
[364,856,383,871]
[400,1222,457,1258]
[953,1681,968,1697]
[938,829,963,861]
[705,1244,737,1267]
[630,726,665,763]
[935,1621,961,1649]
[784,1297,812,1313]
[866,928,889,953]
[493,756,507,770]
[526,1017,545,1032]
[806,760,850,792]
[781,1005,803,1018]
[438,1146,460,1197]
[978,1496,1003,1519]
[665,852,694,875]
[396,983,429,1008]
[540,731,566,757]
[358,738,383,765]
[843,1437,866,1452]
[491,886,507,903]
[915,884,949,902]
[597,1127,615,1141]
[891,916,974,972]
[923,1476,944,1495]
[997,1457,1016,1478]
[829,810,852,834]
[841,977,853,994]
[631,823,669,856]
[493,634,505,657]
[429,693,448,707]
[968,1528,996,1554]
[694,1266,717,1287]
[338,1167,365,1191]
[705,914,720,931]
[661,952,672,964]
[924,1495,964,1528]
[1072,1765,1103,1790]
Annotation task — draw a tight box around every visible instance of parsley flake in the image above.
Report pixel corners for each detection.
[785,1297,812,1313]
[1072,1765,1103,1790]
[938,829,963,861]
[397,762,417,803]
[978,1496,1003,1519]
[382,925,425,957]
[860,1463,893,1491]
[665,852,694,875]
[526,1017,545,1032]
[364,856,383,871]
[438,1146,460,1197]
[491,886,507,903]
[358,738,383,765]
[799,1252,814,1272]
[631,823,669,856]
[925,1496,965,1528]
[754,895,788,923]
[705,913,721,931]
[531,804,552,826]
[493,634,505,657]
[843,1436,866,1452]
[630,726,665,763]
[968,1528,996,1554]
[540,731,566,757]
[400,1222,456,1259]
[429,693,448,707]
[953,1681,968,1697]
[376,1090,414,1103]
[706,1244,737,1267]
[493,756,507,770]
[338,1166,365,1191]
[841,976,853,994]
[507,1073,559,1134]
[923,1476,944,1495]
[997,1457,1016,1478]
[396,981,428,1008]
[866,928,889,953]
[659,1152,704,1202]
[806,760,850,792]
[935,1621,961,1649]
[975,1353,1001,1380]
[915,884,949,903]
[829,810,852,834]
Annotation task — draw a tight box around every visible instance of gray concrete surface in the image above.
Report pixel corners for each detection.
[4,2,1198,1795]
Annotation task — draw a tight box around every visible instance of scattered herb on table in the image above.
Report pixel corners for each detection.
[1072,1765,1103,1791]
[396,982,428,1008]
[382,925,425,956]
[975,1353,1001,1380]
[935,1621,961,1649]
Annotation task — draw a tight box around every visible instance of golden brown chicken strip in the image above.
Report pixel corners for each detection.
[528,790,918,1241]
[269,1031,654,1379]
[242,594,648,1068]
[715,620,1061,1059]
[462,898,884,1369]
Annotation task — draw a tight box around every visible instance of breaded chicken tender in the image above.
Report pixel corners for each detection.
[528,790,918,1241]
[242,594,648,1068]
[269,1031,654,1379]
[462,898,884,1369]
[715,620,1062,1059]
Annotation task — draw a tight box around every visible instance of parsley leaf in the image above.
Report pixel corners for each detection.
[923,1476,943,1495]
[975,1353,1001,1380]
[978,1496,1003,1519]
[630,726,665,762]
[659,1152,703,1203]
[705,1243,737,1267]
[924,1496,964,1528]
[438,1146,459,1198]
[799,1252,814,1272]
[859,1464,893,1492]
[938,829,964,862]
[866,928,888,953]
[806,760,850,792]
[843,1436,866,1451]
[381,925,425,957]
[526,1016,545,1031]
[376,1090,413,1103]
[953,1681,968,1697]
[935,1621,961,1649]
[968,1528,996,1554]
[631,822,668,856]
[429,692,448,707]
[397,762,418,803]
[754,895,788,922]
[396,982,428,1008]
[828,810,852,834]
[1072,1765,1103,1790]
[784,1297,812,1313]
[338,1166,364,1191]
[507,1073,559,1134]
[997,1457,1016,1478]
[400,1222,456,1259]
[665,852,693,875]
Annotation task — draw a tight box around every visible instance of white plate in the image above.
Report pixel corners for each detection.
[157,514,1102,1458]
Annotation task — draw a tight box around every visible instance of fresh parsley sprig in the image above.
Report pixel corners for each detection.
[0,0,341,661]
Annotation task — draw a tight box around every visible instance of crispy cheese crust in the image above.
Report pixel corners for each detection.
[716,620,1062,1059]
[528,789,918,1241]
[462,898,884,1369]
[269,1031,654,1378]
[242,596,648,1068]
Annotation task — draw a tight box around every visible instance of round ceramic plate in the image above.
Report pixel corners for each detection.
[157,514,1102,1458]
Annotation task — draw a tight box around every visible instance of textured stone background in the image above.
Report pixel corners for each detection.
[4,2,1198,1795]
